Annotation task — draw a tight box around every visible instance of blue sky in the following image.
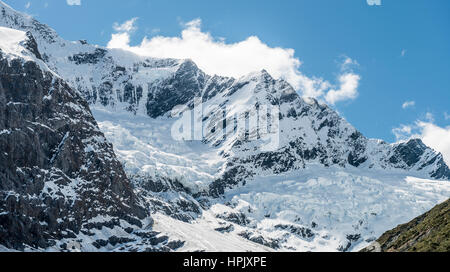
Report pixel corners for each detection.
[7,0,450,146]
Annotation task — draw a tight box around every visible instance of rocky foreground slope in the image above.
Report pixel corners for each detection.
[362,198,449,252]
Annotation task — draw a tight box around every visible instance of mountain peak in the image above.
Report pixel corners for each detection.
[239,69,274,83]
[0,1,59,44]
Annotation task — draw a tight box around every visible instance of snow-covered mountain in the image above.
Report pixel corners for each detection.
[0,26,192,251]
[0,0,449,252]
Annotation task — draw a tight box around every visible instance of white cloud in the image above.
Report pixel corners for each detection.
[402,101,415,109]
[150,28,161,34]
[113,17,138,33]
[325,73,360,105]
[66,0,81,6]
[107,32,130,49]
[25,2,31,9]
[341,56,359,71]
[393,120,450,166]
[367,0,381,6]
[418,122,450,165]
[107,18,361,105]
[425,112,434,122]
[392,125,413,141]
[108,18,139,50]
[323,56,361,105]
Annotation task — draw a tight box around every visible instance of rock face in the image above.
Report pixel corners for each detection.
[0,28,166,251]
[130,175,204,223]
[201,72,450,195]
[362,199,450,252]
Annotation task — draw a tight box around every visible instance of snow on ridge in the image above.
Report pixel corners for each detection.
[0,26,28,57]
[0,26,60,78]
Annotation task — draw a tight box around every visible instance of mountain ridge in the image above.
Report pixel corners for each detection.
[1,1,447,187]
[0,0,448,176]
[0,26,186,251]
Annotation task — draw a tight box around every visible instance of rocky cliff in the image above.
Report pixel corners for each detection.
[0,26,182,251]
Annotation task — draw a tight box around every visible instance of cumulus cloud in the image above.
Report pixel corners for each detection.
[341,56,359,71]
[113,17,138,32]
[392,125,413,141]
[323,56,361,105]
[108,19,303,88]
[425,112,434,122]
[367,0,381,6]
[325,73,360,105]
[107,18,139,49]
[402,101,415,109]
[107,18,361,105]
[66,0,81,6]
[393,119,450,166]
[419,122,450,165]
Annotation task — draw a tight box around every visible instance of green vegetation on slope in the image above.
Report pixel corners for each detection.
[362,198,449,252]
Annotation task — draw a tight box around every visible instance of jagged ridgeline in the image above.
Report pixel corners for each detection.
[1,0,448,190]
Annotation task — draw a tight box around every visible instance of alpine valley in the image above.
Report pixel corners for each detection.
[0,1,449,252]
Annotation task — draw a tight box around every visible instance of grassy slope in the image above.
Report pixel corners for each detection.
[362,198,449,252]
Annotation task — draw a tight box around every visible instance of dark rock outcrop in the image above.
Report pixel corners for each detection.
[390,139,450,180]
[68,48,107,65]
[130,174,203,223]
[0,47,147,250]
[146,60,206,118]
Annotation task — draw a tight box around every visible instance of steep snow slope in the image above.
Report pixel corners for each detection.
[1,0,448,186]
[91,104,450,251]
[0,26,33,57]
[0,0,197,116]
[152,213,273,252]
[92,108,226,192]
